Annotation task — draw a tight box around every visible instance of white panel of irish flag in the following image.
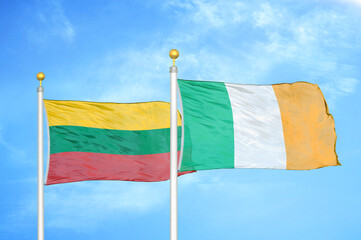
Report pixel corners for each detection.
[225,84,287,169]
[178,79,340,172]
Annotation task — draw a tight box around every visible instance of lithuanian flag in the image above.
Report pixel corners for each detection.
[44,100,188,185]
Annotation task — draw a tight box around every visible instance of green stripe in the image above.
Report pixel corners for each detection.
[178,79,235,171]
[50,125,182,155]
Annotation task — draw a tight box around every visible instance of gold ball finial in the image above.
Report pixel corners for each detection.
[169,49,179,59]
[37,72,45,81]
[169,49,179,66]
[37,72,45,86]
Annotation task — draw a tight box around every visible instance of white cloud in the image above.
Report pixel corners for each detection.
[44,46,175,103]
[51,1,358,106]
[99,48,171,102]
[0,127,26,161]
[253,2,283,27]
[338,78,358,93]
[164,1,359,88]
[165,0,246,28]
[4,174,197,231]
[4,171,281,231]
[333,0,361,7]
[320,77,359,107]
[29,0,75,43]
[248,3,361,106]
[83,0,360,107]
[92,48,172,103]
[44,181,169,229]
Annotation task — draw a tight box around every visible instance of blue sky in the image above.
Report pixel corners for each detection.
[1,0,361,239]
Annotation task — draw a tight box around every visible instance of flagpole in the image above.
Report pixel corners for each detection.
[169,49,179,240]
[37,72,45,240]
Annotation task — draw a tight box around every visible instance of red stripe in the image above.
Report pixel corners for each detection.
[46,152,193,185]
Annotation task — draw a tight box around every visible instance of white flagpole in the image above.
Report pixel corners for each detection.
[37,72,45,240]
[169,49,179,240]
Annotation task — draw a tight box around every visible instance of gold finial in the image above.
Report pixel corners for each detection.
[169,49,179,66]
[36,72,45,86]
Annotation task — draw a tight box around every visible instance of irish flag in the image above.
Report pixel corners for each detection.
[178,79,340,172]
[44,100,187,185]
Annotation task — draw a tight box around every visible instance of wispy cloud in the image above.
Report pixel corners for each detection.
[53,0,359,106]
[253,2,285,28]
[165,0,246,28]
[332,0,361,8]
[95,48,172,103]
[251,3,360,106]
[0,127,26,161]
[5,172,279,231]
[44,181,169,229]
[320,77,359,106]
[4,180,170,231]
[28,0,75,43]
[166,0,361,106]
[49,47,174,103]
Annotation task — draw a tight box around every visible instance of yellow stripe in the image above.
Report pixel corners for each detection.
[44,100,182,130]
[272,82,340,170]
